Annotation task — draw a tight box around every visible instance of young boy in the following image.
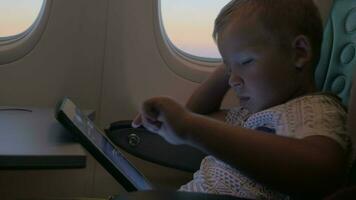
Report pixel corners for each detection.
[132,0,352,199]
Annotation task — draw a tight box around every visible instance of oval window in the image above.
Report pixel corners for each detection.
[0,0,50,65]
[160,0,230,60]
[0,0,44,38]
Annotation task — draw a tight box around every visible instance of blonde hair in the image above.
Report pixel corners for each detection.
[213,0,324,66]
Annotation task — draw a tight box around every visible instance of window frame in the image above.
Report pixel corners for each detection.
[154,0,222,83]
[0,0,52,65]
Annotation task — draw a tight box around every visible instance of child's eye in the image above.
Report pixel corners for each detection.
[241,59,254,66]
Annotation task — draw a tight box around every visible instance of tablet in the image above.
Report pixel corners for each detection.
[55,97,153,192]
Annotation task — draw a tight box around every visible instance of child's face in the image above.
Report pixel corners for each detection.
[218,16,302,113]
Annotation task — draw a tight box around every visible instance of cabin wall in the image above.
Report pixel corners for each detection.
[314,0,333,24]
[0,0,111,199]
[0,0,107,109]
[315,0,333,25]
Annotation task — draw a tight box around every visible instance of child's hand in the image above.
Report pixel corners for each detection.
[132,97,190,145]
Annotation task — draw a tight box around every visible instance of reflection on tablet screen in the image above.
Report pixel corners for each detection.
[57,98,152,191]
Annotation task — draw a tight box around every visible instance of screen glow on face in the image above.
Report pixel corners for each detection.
[0,0,44,38]
[160,0,230,59]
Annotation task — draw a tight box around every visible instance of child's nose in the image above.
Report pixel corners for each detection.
[229,74,244,88]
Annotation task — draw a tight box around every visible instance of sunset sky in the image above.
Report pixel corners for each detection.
[0,0,229,58]
[161,0,229,58]
[0,0,43,37]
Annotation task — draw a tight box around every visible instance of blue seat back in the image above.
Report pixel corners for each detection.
[315,0,356,106]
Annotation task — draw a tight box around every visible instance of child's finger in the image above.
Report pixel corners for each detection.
[142,99,160,121]
[141,115,161,133]
[132,114,142,128]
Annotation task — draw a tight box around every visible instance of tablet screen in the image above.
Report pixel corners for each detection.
[56,98,153,192]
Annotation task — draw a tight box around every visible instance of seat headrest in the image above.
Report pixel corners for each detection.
[315,0,356,107]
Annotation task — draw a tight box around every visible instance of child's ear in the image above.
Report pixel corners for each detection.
[292,35,312,70]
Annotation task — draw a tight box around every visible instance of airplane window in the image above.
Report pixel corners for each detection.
[0,0,44,38]
[160,0,230,60]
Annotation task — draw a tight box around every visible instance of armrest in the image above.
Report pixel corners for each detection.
[105,120,207,172]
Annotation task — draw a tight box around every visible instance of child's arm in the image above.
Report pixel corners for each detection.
[184,113,347,197]
[186,65,230,121]
[132,65,229,126]
[134,97,348,197]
